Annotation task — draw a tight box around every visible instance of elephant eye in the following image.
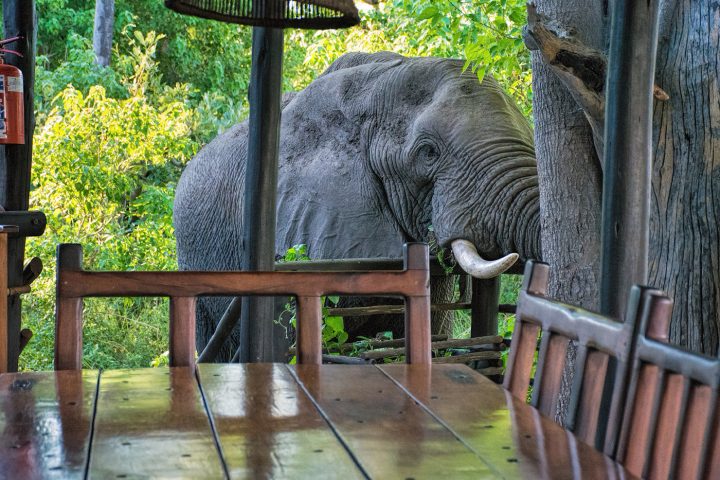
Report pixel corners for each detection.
[415,143,439,162]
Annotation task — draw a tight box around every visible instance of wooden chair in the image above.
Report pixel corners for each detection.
[54,242,431,370]
[615,291,720,479]
[503,260,660,454]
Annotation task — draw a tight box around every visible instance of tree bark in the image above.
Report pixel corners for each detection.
[649,0,720,354]
[93,0,114,67]
[531,0,606,310]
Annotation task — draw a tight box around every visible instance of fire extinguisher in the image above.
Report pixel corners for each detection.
[0,36,24,145]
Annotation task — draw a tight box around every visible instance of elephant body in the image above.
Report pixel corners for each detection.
[174,52,541,360]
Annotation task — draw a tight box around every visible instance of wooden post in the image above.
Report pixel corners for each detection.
[55,244,83,370]
[470,277,500,337]
[169,296,197,367]
[296,296,322,365]
[0,226,18,373]
[0,0,36,372]
[404,243,431,365]
[599,1,661,319]
[237,25,285,363]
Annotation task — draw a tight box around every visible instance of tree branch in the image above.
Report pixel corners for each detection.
[524,3,668,166]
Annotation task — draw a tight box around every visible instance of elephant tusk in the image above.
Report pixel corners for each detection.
[450,239,519,279]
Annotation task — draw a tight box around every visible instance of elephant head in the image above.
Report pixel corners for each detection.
[174,52,541,356]
[275,52,541,275]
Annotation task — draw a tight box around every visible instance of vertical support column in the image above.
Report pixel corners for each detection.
[600,0,661,318]
[470,277,500,337]
[296,295,322,365]
[169,296,197,367]
[237,25,285,363]
[404,243,431,365]
[0,226,18,373]
[55,244,83,370]
[0,0,36,372]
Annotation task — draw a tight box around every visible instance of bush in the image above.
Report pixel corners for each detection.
[21,34,198,370]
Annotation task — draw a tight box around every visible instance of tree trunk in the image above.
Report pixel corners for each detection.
[649,0,720,354]
[93,0,114,67]
[531,0,606,310]
[531,0,607,426]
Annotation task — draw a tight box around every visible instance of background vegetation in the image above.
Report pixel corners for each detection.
[21,0,531,370]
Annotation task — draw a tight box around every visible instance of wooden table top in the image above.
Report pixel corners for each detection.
[0,364,633,479]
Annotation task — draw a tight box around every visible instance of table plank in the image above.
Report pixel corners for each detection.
[0,370,98,480]
[198,364,363,479]
[380,364,633,479]
[291,364,496,479]
[88,367,225,479]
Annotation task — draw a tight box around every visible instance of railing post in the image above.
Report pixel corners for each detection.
[55,244,83,370]
[0,225,18,373]
[169,296,197,367]
[404,243,431,365]
[471,277,500,337]
[296,295,322,365]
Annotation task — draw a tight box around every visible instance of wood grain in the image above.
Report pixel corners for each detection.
[381,364,633,479]
[169,296,196,367]
[0,232,8,373]
[620,364,662,477]
[56,242,432,368]
[296,295,322,365]
[291,364,495,478]
[648,373,685,478]
[198,364,363,479]
[0,370,98,479]
[88,367,225,478]
[59,270,429,298]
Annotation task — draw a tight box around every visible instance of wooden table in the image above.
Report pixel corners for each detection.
[1,364,633,479]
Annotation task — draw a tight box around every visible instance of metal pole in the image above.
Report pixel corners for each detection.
[1,0,36,372]
[599,0,661,319]
[236,26,284,363]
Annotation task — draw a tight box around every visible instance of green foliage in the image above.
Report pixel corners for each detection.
[21,0,533,370]
[288,0,531,114]
[21,34,198,370]
[276,245,349,356]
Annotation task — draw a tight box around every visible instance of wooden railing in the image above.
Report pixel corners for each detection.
[276,256,524,337]
[55,243,432,370]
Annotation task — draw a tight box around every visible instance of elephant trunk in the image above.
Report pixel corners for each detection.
[433,149,542,278]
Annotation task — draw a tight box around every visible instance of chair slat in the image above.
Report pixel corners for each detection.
[616,292,720,479]
[505,261,651,454]
[648,373,685,479]
[620,364,664,475]
[534,333,570,418]
[504,322,540,399]
[572,349,608,443]
[677,384,714,480]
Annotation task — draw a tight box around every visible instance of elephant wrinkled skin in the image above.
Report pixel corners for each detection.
[174,52,541,360]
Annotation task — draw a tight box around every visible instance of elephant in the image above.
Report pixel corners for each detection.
[174,52,542,361]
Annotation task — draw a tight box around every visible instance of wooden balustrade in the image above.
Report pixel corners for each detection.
[55,242,432,370]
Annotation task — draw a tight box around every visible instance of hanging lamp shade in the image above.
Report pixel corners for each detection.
[164,0,360,29]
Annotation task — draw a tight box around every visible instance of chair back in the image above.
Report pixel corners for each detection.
[504,261,654,453]
[616,292,720,479]
[55,243,431,370]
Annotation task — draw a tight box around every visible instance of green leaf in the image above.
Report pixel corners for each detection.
[325,316,344,332]
[417,6,439,20]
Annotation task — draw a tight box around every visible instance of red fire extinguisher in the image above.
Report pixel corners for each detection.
[0,36,24,145]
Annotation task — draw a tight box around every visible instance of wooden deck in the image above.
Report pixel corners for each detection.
[0,364,634,479]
